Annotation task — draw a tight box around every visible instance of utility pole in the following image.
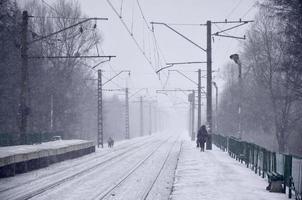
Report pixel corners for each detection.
[20,11,29,139]
[206,20,213,150]
[97,71,129,147]
[238,64,242,139]
[230,54,242,139]
[98,70,103,148]
[149,102,152,135]
[50,94,53,131]
[188,100,192,137]
[125,88,130,139]
[197,69,202,132]
[151,19,253,149]
[154,103,158,133]
[212,82,218,133]
[192,90,195,140]
[140,96,144,136]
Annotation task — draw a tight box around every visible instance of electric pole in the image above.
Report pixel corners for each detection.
[20,11,29,139]
[125,88,130,139]
[151,19,252,148]
[98,70,129,147]
[140,96,144,136]
[50,94,53,131]
[154,103,158,133]
[149,102,152,135]
[188,100,192,137]
[206,20,213,150]
[230,54,243,139]
[197,69,202,133]
[192,90,195,140]
[212,82,218,134]
[98,70,103,148]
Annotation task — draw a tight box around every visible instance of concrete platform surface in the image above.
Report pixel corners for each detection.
[0,140,94,168]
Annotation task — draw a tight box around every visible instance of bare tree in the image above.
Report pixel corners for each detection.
[22,0,102,138]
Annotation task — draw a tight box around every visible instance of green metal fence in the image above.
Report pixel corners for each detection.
[212,134,302,200]
[0,132,62,146]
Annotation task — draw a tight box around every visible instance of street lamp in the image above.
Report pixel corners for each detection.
[230,54,242,139]
[212,81,218,134]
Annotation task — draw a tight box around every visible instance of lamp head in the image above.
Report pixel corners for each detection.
[230,54,240,64]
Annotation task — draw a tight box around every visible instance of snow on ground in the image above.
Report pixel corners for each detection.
[0,140,91,158]
[1,131,289,200]
[0,136,151,192]
[170,139,288,200]
[0,132,178,200]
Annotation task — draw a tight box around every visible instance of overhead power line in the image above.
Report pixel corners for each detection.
[225,0,243,19]
[105,0,170,90]
[106,0,154,69]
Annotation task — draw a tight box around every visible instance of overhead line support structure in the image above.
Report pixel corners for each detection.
[102,88,130,140]
[156,61,206,74]
[167,69,205,137]
[206,20,212,149]
[20,10,109,140]
[156,89,196,141]
[151,19,253,150]
[98,70,130,148]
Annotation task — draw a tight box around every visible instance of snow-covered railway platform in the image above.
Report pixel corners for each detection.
[0,134,291,200]
[0,140,95,178]
[170,139,288,200]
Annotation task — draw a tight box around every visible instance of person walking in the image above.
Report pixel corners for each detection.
[107,137,114,148]
[197,125,208,152]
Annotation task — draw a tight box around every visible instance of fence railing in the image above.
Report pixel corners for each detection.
[212,134,302,200]
[0,132,62,146]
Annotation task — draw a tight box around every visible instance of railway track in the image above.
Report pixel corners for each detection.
[92,136,182,200]
[1,136,169,200]
[0,136,155,194]
[142,139,183,200]
[0,136,156,194]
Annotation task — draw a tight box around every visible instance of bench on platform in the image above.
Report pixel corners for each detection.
[266,172,284,193]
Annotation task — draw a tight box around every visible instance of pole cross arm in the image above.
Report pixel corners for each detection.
[151,22,206,52]
[156,65,173,74]
[92,58,113,69]
[129,88,148,99]
[103,88,125,92]
[213,33,246,40]
[211,20,253,40]
[211,20,254,24]
[212,22,248,36]
[156,89,197,92]
[168,70,198,85]
[102,70,130,86]
[28,17,108,45]
[28,55,116,59]
[156,61,207,74]
[166,61,207,65]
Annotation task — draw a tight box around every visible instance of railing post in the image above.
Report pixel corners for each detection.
[251,144,254,170]
[262,149,266,178]
[284,155,292,194]
[272,152,276,172]
[288,177,292,199]
[247,143,250,168]
[268,151,271,172]
[259,149,262,177]
[255,146,258,174]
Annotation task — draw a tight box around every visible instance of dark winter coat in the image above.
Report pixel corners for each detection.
[197,127,208,143]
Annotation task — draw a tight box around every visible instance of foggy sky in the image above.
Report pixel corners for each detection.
[20,0,259,127]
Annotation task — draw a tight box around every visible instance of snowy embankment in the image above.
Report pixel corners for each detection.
[170,140,288,200]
